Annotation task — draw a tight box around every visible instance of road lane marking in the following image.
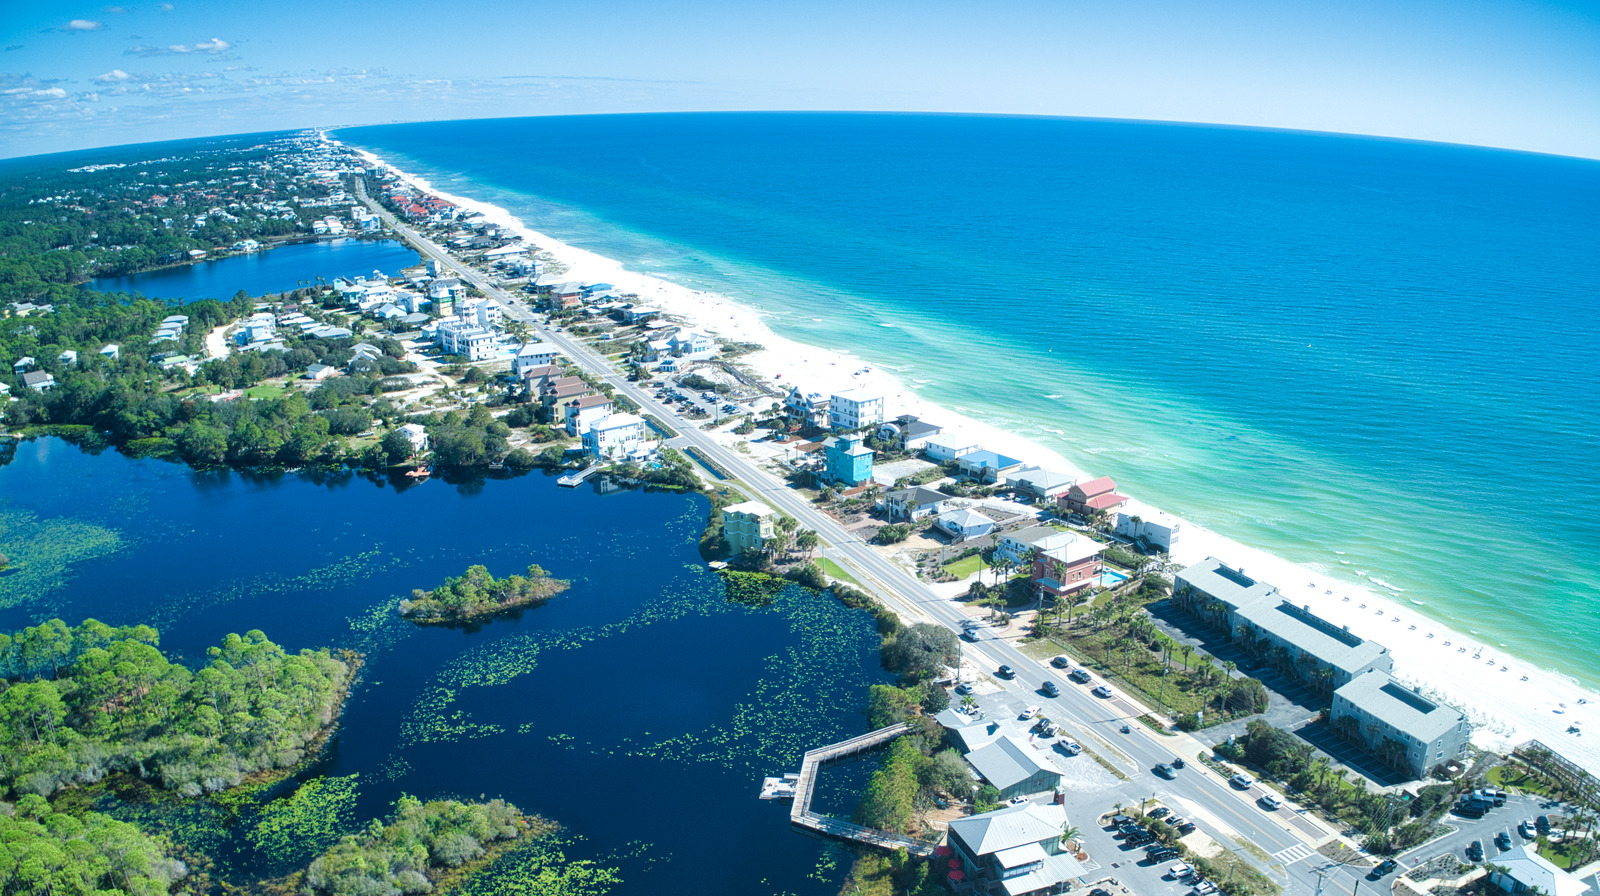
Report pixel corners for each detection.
[1274,843,1316,864]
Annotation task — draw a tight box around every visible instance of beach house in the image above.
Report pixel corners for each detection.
[720,501,776,556]
[995,525,1063,566]
[1331,670,1471,779]
[1061,476,1128,518]
[783,386,831,430]
[1031,531,1105,599]
[513,342,561,376]
[946,802,1086,896]
[581,413,647,460]
[829,388,886,431]
[58,350,78,367]
[435,319,496,361]
[1115,509,1182,553]
[397,423,429,454]
[1008,467,1075,501]
[540,376,592,412]
[1487,847,1590,896]
[877,415,944,452]
[11,357,34,375]
[22,371,55,392]
[563,394,615,436]
[878,485,953,521]
[668,329,714,357]
[924,432,981,462]
[935,508,997,542]
[823,434,875,487]
[957,450,1026,484]
[99,344,119,361]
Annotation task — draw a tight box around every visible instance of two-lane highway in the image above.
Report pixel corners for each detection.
[356,184,1346,887]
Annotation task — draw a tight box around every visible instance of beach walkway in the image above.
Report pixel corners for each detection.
[786,722,937,857]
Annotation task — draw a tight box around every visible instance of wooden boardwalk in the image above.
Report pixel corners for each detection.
[787,722,937,857]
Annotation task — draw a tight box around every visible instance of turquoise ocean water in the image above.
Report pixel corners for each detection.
[336,113,1600,686]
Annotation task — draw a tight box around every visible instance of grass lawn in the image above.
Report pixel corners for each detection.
[1487,765,1559,800]
[245,383,289,399]
[942,554,985,579]
[819,558,862,588]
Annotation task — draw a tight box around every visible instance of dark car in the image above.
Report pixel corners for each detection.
[1495,832,1513,851]
[1172,757,1186,769]
[1536,815,1551,835]
[1466,841,1484,862]
[1109,814,1136,827]
[1155,763,1177,779]
[1149,807,1173,819]
[1369,860,1398,879]
[1456,802,1487,819]
[998,664,1016,679]
[1041,680,1061,697]
[1176,821,1197,834]
[1091,889,1114,896]
[1051,655,1071,668]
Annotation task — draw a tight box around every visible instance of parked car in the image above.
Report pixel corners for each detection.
[1230,773,1254,788]
[1175,821,1197,834]
[1051,655,1071,668]
[1070,668,1093,683]
[1008,795,1031,806]
[1148,847,1179,862]
[1520,819,1538,839]
[1259,793,1283,810]
[997,664,1016,679]
[954,682,973,695]
[1055,739,1083,756]
[1495,832,1513,851]
[1148,807,1172,819]
[1466,841,1484,862]
[1109,814,1136,827]
[1155,763,1177,779]
[1092,685,1113,698]
[1536,815,1551,835]
[1194,881,1219,895]
[1041,680,1061,697]
[1168,864,1194,880]
[1020,705,1041,720]
[1369,860,1398,879]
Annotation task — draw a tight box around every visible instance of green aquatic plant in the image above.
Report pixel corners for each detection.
[247,773,360,866]
[0,507,123,612]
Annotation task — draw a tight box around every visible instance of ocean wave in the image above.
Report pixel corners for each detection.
[1370,578,1405,592]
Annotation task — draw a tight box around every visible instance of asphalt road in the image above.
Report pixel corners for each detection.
[358,186,1375,894]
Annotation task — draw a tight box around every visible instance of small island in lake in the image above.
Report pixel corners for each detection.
[398,564,569,624]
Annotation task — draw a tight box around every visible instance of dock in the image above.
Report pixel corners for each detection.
[769,722,937,857]
[556,464,600,488]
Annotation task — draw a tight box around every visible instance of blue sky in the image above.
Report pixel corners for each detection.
[2,0,1598,159]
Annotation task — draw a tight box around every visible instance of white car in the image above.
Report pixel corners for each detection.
[1020,705,1041,720]
[1260,793,1282,810]
[954,682,973,695]
[1230,773,1255,788]
[1168,863,1194,879]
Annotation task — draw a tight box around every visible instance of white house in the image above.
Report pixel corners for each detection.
[458,297,503,330]
[1488,846,1590,896]
[435,318,497,361]
[304,363,338,381]
[58,350,78,367]
[783,387,831,429]
[23,371,55,392]
[878,415,943,452]
[11,357,35,374]
[668,329,715,357]
[878,486,952,521]
[513,342,562,377]
[563,394,615,436]
[1115,508,1182,553]
[947,801,1085,895]
[924,431,981,462]
[1009,467,1076,500]
[99,344,120,361]
[935,508,996,542]
[397,423,429,454]
[829,388,885,430]
[582,413,646,460]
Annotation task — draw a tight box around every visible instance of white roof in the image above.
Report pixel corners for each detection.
[966,735,1061,791]
[831,387,883,404]
[1494,846,1591,896]
[722,501,774,517]
[591,413,644,431]
[939,508,994,529]
[1042,533,1103,565]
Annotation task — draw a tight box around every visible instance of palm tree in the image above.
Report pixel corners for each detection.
[1062,824,1082,850]
[1181,644,1193,672]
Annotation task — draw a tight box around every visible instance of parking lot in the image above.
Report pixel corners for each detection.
[1401,791,1579,867]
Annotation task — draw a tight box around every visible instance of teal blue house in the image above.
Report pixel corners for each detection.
[824,434,875,487]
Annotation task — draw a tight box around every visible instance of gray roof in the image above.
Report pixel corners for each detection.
[1176,556,1281,612]
[21,371,53,387]
[939,508,996,531]
[1000,526,1061,548]
[886,486,951,507]
[947,801,1066,856]
[1236,599,1390,677]
[1010,467,1074,491]
[1335,670,1466,744]
[966,735,1060,792]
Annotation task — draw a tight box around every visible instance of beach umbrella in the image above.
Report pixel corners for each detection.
[949,869,965,881]
[935,845,952,857]
[949,859,962,869]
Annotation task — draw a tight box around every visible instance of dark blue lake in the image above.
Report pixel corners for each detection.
[89,238,419,301]
[0,437,888,894]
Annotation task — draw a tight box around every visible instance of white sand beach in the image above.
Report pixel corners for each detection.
[349,143,1600,772]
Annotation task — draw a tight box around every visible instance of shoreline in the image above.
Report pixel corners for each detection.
[336,137,1600,769]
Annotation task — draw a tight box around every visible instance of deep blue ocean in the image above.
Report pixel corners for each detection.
[336,113,1600,686]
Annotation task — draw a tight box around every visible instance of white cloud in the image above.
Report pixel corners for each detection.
[126,37,232,57]
[92,68,133,83]
[159,2,175,9]
[104,6,128,14]
[65,19,106,31]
